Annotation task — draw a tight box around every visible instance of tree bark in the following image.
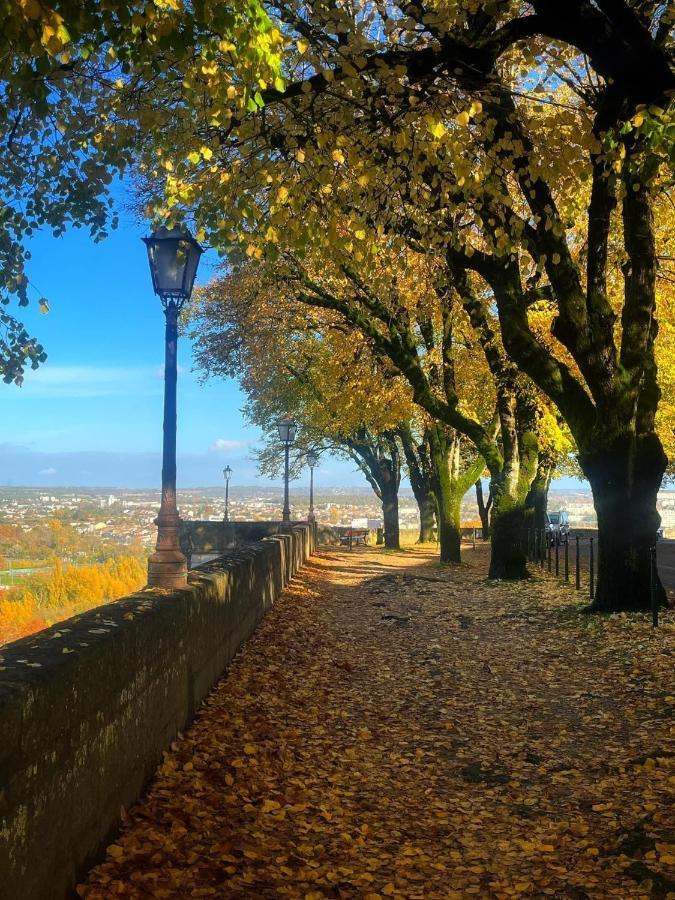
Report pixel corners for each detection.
[396,425,436,544]
[489,478,529,580]
[582,432,666,612]
[435,483,462,565]
[381,482,401,550]
[488,426,539,580]
[525,460,552,535]
[417,491,437,543]
[427,426,462,564]
[475,480,492,539]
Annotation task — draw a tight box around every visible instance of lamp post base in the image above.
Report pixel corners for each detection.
[147,512,188,589]
[147,549,188,588]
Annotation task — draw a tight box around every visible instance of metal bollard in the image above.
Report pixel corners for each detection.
[575,535,580,590]
[540,530,545,569]
[555,537,559,577]
[349,531,353,551]
[564,537,569,582]
[473,527,476,550]
[547,537,552,572]
[589,537,594,600]
[650,546,658,627]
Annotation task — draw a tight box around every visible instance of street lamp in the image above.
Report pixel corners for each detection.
[306,450,319,523]
[277,418,298,531]
[143,225,203,588]
[223,465,233,522]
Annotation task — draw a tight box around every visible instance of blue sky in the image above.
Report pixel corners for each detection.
[1,188,588,492]
[0,197,363,489]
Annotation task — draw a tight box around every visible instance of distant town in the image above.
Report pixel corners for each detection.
[1,484,674,556]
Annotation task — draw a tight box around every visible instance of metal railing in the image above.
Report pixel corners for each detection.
[525,529,660,626]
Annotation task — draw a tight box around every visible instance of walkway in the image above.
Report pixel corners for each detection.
[80,546,674,899]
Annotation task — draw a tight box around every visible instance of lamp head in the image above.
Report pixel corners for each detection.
[143,225,203,308]
[276,417,298,444]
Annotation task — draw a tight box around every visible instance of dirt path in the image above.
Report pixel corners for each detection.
[81,545,674,899]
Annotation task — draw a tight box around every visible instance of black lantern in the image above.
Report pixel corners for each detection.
[277,417,298,444]
[143,226,203,305]
[144,225,203,589]
[223,465,233,523]
[277,418,298,529]
[306,450,319,524]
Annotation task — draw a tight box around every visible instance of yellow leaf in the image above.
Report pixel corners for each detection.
[426,119,446,139]
[456,110,470,126]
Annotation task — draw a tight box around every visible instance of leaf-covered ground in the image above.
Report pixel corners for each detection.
[81,545,675,899]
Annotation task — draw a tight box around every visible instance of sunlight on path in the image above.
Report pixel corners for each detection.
[81,546,674,899]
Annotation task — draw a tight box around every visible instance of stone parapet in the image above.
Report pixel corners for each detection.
[0,525,315,900]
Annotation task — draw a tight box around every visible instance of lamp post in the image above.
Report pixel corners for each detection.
[306,450,319,523]
[223,465,232,522]
[277,418,298,531]
[143,225,203,588]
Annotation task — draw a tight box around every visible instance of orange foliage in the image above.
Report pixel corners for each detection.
[0,556,146,646]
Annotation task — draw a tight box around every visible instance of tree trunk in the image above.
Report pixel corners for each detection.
[395,424,436,544]
[417,491,437,543]
[381,483,400,550]
[475,480,491,539]
[435,485,462,564]
[428,431,462,564]
[489,484,529,580]
[525,462,551,536]
[487,425,539,580]
[582,432,666,612]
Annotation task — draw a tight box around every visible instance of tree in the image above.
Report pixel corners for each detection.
[0,0,283,383]
[344,430,402,549]
[396,423,437,544]
[188,263,414,549]
[128,1,672,610]
[190,254,496,562]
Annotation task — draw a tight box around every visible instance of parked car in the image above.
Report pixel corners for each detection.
[545,510,570,544]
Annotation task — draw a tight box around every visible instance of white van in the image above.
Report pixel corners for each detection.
[545,510,570,544]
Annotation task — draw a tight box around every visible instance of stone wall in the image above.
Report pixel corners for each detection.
[179,520,286,564]
[0,525,316,900]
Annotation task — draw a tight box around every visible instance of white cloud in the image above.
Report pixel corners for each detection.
[39,467,57,475]
[15,366,161,398]
[154,364,187,379]
[209,438,249,453]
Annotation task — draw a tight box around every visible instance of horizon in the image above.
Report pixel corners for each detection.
[4,482,673,494]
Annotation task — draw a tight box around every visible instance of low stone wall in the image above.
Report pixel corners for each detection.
[179,520,285,564]
[0,525,316,900]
